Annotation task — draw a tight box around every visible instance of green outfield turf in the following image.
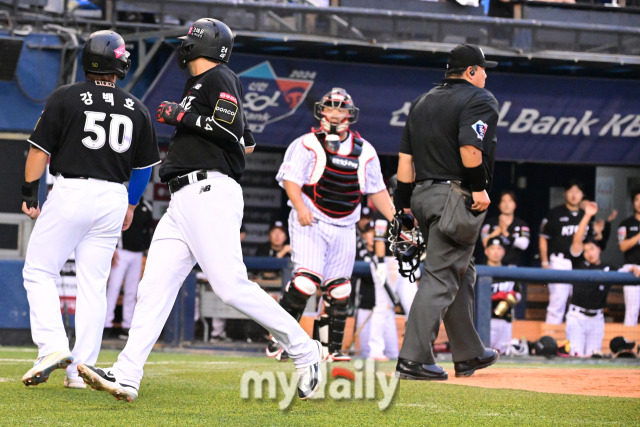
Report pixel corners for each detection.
[0,347,637,426]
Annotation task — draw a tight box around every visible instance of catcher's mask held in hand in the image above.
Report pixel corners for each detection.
[388,211,424,282]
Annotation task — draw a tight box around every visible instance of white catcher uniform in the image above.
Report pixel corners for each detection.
[275,129,387,359]
[278,132,386,280]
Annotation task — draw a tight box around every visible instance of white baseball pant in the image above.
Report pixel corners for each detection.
[105,248,143,329]
[565,305,604,357]
[288,208,356,281]
[623,285,640,326]
[111,172,317,388]
[545,254,573,324]
[23,176,127,382]
[490,318,513,354]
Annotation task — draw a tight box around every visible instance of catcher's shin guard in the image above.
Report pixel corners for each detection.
[322,277,352,355]
[280,270,321,322]
[327,306,349,354]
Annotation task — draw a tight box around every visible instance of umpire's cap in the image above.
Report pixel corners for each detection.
[177,18,234,68]
[447,44,498,70]
[82,30,131,80]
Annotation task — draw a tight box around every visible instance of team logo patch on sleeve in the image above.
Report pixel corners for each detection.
[472,120,488,140]
[214,99,238,124]
[219,92,238,104]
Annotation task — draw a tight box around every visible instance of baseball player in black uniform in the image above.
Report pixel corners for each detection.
[539,180,588,324]
[568,200,640,356]
[618,188,640,326]
[21,30,159,389]
[481,190,530,266]
[78,18,322,402]
[394,44,500,380]
[485,238,522,354]
[104,198,155,339]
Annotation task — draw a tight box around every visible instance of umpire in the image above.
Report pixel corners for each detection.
[394,44,500,380]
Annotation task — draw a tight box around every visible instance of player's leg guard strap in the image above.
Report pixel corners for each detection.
[322,278,352,354]
[280,270,321,322]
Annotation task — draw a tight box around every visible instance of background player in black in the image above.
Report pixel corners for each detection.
[78,18,322,402]
[104,199,155,340]
[394,44,500,381]
[539,180,587,324]
[481,190,530,266]
[485,238,522,354]
[20,30,159,389]
[568,200,640,357]
[618,188,640,326]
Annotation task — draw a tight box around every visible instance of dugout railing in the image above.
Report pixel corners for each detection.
[239,257,640,346]
[0,258,639,346]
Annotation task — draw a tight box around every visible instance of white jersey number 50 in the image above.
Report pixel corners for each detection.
[82,111,133,153]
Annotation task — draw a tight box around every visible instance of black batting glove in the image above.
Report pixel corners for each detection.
[22,179,40,209]
[156,101,186,126]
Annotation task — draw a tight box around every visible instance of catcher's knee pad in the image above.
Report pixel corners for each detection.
[321,277,351,310]
[280,270,321,322]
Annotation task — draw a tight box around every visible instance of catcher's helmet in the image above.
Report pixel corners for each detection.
[313,88,359,134]
[82,30,130,80]
[388,212,423,282]
[177,18,234,69]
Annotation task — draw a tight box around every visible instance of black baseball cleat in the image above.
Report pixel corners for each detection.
[454,349,499,378]
[395,358,448,381]
[77,364,138,402]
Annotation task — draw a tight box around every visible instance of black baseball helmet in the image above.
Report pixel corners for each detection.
[82,30,130,80]
[177,18,234,69]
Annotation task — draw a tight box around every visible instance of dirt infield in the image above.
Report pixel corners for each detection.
[445,368,640,398]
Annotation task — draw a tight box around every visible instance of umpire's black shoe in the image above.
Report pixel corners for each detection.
[396,358,448,381]
[454,349,499,378]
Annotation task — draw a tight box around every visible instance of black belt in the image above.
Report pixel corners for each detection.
[570,305,602,317]
[168,170,209,193]
[61,174,89,180]
[416,179,466,188]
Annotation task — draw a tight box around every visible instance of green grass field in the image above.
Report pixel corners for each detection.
[1,347,638,426]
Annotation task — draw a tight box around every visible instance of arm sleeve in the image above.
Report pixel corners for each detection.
[127,167,152,205]
[276,139,309,187]
[133,107,161,169]
[179,75,244,143]
[458,92,499,151]
[241,112,256,149]
[539,217,550,240]
[362,145,387,194]
[399,95,424,155]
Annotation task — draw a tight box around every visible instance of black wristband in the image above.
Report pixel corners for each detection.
[376,256,385,264]
[393,181,414,211]
[465,164,487,192]
[22,179,40,209]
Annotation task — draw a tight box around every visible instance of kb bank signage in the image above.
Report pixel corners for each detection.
[146,53,640,165]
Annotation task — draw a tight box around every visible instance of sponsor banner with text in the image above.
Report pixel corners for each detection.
[144,53,640,165]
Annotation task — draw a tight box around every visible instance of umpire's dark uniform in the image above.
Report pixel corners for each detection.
[396,45,500,379]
